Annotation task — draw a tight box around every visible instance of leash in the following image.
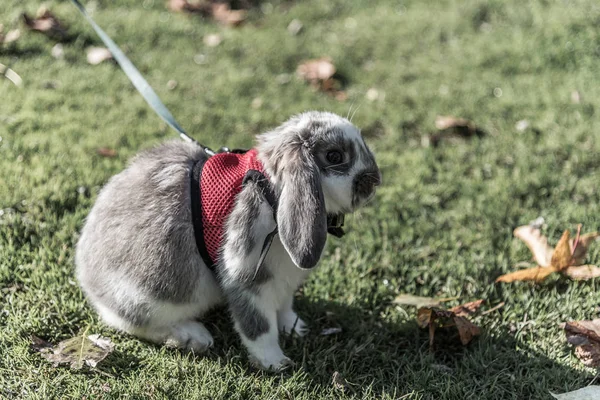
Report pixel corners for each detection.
[70,0,215,154]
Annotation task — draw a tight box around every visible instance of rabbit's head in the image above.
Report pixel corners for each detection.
[257,111,381,270]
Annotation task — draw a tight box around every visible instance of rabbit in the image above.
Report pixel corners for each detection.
[76,111,381,370]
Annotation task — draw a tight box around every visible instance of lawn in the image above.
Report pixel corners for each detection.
[2,0,600,398]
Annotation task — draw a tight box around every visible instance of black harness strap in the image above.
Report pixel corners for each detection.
[190,155,214,270]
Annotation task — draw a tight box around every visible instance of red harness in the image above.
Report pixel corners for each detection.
[189,147,345,271]
[190,149,274,269]
[200,149,265,263]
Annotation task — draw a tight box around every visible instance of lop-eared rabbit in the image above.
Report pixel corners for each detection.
[76,111,381,370]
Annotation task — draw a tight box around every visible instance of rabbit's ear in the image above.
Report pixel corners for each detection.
[277,148,327,269]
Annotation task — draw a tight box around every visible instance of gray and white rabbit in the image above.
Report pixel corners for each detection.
[76,111,381,370]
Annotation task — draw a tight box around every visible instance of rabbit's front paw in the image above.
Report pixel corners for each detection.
[250,351,295,372]
[278,311,309,337]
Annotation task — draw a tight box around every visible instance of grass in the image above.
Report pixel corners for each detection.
[2,0,600,398]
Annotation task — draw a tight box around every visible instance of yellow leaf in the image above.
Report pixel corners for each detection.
[513,225,554,267]
[495,266,556,283]
[550,230,572,271]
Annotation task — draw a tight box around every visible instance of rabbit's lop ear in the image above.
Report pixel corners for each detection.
[277,148,327,270]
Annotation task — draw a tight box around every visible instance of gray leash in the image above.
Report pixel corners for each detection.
[70,0,213,153]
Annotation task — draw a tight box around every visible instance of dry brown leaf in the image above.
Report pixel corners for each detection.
[96,147,117,158]
[211,3,247,26]
[499,224,600,283]
[297,57,336,83]
[33,333,115,369]
[417,306,481,349]
[551,230,572,271]
[22,7,68,40]
[495,266,556,283]
[454,316,481,345]
[296,57,346,101]
[435,116,476,132]
[564,320,600,368]
[564,265,600,280]
[0,25,21,44]
[0,63,23,87]
[570,232,600,266]
[428,116,486,147]
[513,225,554,267]
[449,299,484,317]
[435,116,485,137]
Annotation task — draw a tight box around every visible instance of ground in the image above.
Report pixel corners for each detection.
[1,0,600,398]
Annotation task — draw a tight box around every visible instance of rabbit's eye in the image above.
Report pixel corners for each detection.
[326,150,343,164]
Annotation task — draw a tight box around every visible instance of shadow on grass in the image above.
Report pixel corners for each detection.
[288,298,593,398]
[69,296,592,399]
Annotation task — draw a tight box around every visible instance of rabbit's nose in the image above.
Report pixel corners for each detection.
[355,169,381,197]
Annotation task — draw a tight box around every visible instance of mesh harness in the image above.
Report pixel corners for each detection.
[190,147,345,272]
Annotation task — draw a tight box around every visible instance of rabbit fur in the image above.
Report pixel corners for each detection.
[76,111,380,370]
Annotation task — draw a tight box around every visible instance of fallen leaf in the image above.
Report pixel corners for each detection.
[287,19,303,36]
[297,57,336,83]
[97,147,117,157]
[320,327,342,336]
[0,25,21,44]
[513,224,554,267]
[435,116,486,137]
[551,386,600,400]
[417,305,481,349]
[0,63,23,87]
[564,319,600,368]
[203,33,222,47]
[366,88,381,101]
[393,294,440,308]
[297,57,346,100]
[498,224,600,283]
[51,43,64,59]
[449,299,484,317]
[495,266,556,283]
[87,47,113,65]
[515,119,529,132]
[435,116,473,131]
[453,315,481,345]
[34,332,115,369]
[551,230,572,271]
[167,80,178,90]
[570,232,600,266]
[564,265,600,280]
[428,116,486,146]
[22,7,68,40]
[211,3,247,26]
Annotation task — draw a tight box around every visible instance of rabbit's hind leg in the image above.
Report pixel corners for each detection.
[133,320,214,352]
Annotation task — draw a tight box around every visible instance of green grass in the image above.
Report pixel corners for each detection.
[2,0,600,398]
